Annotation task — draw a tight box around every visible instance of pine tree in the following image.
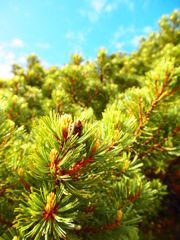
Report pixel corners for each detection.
[2,109,158,240]
[0,9,180,240]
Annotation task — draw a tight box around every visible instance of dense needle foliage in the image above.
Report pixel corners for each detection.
[0,10,180,240]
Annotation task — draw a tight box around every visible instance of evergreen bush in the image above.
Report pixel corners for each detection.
[0,9,179,240]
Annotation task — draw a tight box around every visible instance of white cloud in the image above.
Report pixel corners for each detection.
[114,25,135,39]
[65,30,85,56]
[116,42,125,49]
[0,40,50,78]
[91,0,107,12]
[11,38,24,48]
[88,56,94,62]
[6,52,16,61]
[130,26,153,48]
[105,3,117,12]
[65,31,75,39]
[131,35,144,47]
[143,26,152,34]
[0,43,16,78]
[36,43,50,48]
[0,42,8,50]
[77,32,86,43]
[65,30,89,45]
[17,55,27,65]
[41,60,50,69]
[88,11,99,22]
[79,0,107,23]
[0,64,13,79]
[0,42,15,78]
[112,0,134,12]
[80,0,134,22]
[109,25,134,51]
[79,8,99,23]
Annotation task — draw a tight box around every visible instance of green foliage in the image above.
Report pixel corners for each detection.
[0,100,27,235]
[0,9,180,240]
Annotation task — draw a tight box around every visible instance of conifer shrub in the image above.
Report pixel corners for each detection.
[0,9,180,240]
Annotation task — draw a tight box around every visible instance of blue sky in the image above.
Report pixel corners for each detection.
[0,0,179,78]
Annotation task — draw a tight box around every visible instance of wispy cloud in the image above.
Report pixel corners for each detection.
[110,23,154,52]
[79,0,107,23]
[105,3,117,12]
[143,26,152,34]
[91,0,107,12]
[0,39,51,78]
[41,60,50,69]
[130,25,153,47]
[0,42,15,78]
[131,35,144,47]
[109,25,134,51]
[65,31,86,44]
[11,38,24,48]
[65,31,75,39]
[79,0,134,22]
[115,42,125,50]
[113,25,135,40]
[105,0,134,13]
[65,29,90,48]
[17,56,27,65]
[79,9,99,23]
[36,43,50,48]
[65,29,91,57]
[0,65,13,79]
[6,52,16,61]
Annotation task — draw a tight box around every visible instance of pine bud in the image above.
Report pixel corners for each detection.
[14,76,19,83]
[93,132,100,152]
[61,115,83,140]
[114,129,120,140]
[149,32,155,39]
[113,110,119,123]
[12,95,18,103]
[13,236,19,240]
[8,119,15,128]
[156,32,160,39]
[31,52,36,58]
[123,160,130,171]
[50,149,59,168]
[18,168,24,176]
[20,103,26,110]
[45,192,56,213]
[19,69,24,75]
[117,210,123,221]
[72,120,83,137]
[61,114,72,131]
[74,225,82,230]
[61,114,72,139]
[170,9,178,22]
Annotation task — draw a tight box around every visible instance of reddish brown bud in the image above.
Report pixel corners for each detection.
[73,120,83,136]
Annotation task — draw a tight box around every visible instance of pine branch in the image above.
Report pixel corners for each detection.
[134,68,175,136]
[19,178,31,192]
